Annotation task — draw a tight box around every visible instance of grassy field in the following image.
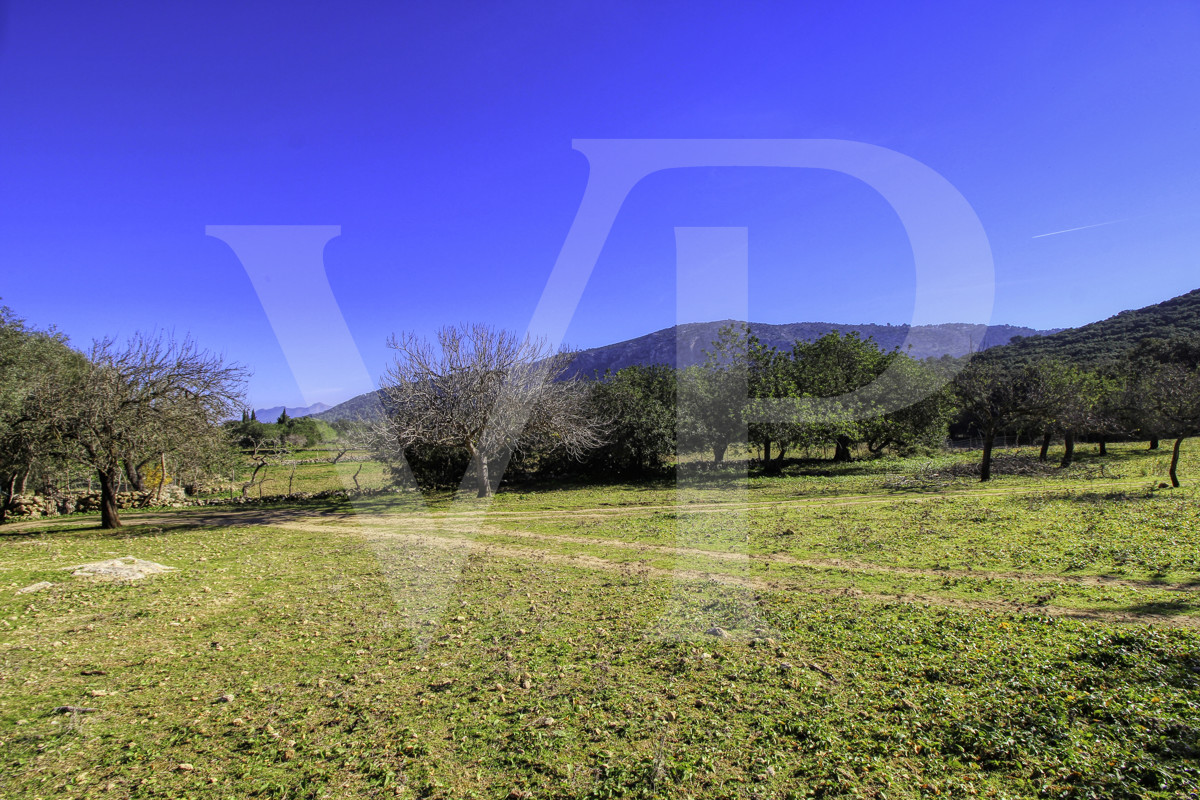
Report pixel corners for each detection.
[222,457,392,498]
[1,442,1198,799]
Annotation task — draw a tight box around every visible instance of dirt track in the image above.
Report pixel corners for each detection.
[6,480,1196,630]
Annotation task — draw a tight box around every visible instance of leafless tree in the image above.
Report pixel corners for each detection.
[45,334,246,528]
[239,433,287,498]
[372,324,606,497]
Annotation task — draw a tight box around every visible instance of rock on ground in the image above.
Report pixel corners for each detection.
[64,557,177,581]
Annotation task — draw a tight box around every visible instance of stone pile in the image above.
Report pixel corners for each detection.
[4,485,191,519]
[4,494,58,518]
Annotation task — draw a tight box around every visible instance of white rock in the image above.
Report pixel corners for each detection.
[64,557,177,581]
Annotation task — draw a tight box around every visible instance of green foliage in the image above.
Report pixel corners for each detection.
[677,326,749,463]
[286,417,336,447]
[681,326,953,465]
[0,305,86,511]
[568,365,676,476]
[229,416,337,449]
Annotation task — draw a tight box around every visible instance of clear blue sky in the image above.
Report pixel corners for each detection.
[1,1,1198,408]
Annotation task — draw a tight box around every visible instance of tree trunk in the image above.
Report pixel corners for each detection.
[763,440,772,463]
[1149,437,1159,450]
[470,447,492,498]
[1098,436,1107,456]
[0,473,12,523]
[1170,436,1184,488]
[833,435,852,462]
[352,463,363,492]
[243,461,266,498]
[980,431,995,482]
[16,469,29,495]
[713,443,728,463]
[98,468,122,529]
[1060,432,1075,468]
[123,459,145,492]
[1039,430,1052,461]
[156,452,167,503]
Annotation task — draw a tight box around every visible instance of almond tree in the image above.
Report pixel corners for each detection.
[45,334,246,528]
[372,324,605,497]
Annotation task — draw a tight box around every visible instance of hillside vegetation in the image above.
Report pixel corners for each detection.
[983,288,1200,366]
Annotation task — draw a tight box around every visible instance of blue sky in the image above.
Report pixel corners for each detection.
[1,1,1199,408]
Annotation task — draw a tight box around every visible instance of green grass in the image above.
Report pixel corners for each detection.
[2,440,1198,799]
[219,459,392,498]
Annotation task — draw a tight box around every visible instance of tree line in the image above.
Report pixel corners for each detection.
[374,322,1200,493]
[6,303,1200,529]
[959,335,1200,485]
[365,324,959,494]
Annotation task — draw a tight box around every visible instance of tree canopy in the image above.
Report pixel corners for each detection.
[372,324,606,497]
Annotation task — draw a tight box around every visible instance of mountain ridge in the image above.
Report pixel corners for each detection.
[253,402,332,422]
[562,320,1059,379]
[312,319,1058,422]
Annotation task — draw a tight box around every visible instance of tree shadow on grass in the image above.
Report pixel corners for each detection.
[0,498,371,539]
[1114,597,1200,617]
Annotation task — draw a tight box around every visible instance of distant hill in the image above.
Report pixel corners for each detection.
[254,402,331,422]
[310,393,382,423]
[980,287,1200,366]
[562,320,1058,378]
[313,319,1056,423]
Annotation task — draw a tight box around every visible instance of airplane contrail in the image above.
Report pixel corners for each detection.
[1032,218,1129,238]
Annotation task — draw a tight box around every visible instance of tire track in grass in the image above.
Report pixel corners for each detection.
[270,520,1200,631]
[328,516,1200,595]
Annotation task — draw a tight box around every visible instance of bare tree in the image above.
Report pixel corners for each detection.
[239,433,287,498]
[372,324,606,497]
[45,334,246,528]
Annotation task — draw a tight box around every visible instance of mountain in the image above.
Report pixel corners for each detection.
[253,402,332,422]
[980,288,1200,366]
[312,319,1056,422]
[310,392,383,423]
[562,320,1058,378]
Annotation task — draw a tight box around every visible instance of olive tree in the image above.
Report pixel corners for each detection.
[1148,363,1200,488]
[0,306,85,518]
[953,360,1052,481]
[372,324,606,497]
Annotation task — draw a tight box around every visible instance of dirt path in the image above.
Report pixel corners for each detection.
[8,480,1194,629]
[398,519,1200,593]
[264,518,1200,631]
